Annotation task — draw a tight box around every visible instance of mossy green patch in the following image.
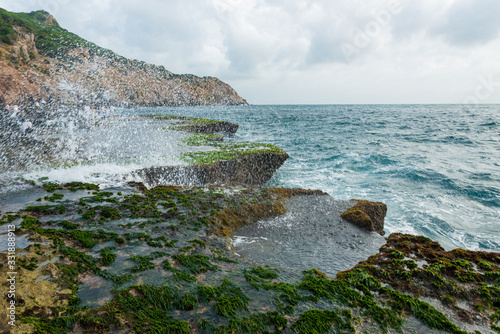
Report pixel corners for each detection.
[202,311,288,333]
[172,254,218,274]
[181,142,284,165]
[291,309,355,334]
[44,192,64,201]
[25,204,67,215]
[129,253,166,273]
[59,220,80,230]
[100,248,117,266]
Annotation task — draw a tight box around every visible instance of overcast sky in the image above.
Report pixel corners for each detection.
[2,0,500,104]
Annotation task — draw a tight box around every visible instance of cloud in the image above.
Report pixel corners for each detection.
[431,0,500,46]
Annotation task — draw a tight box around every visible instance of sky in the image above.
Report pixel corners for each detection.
[1,0,500,104]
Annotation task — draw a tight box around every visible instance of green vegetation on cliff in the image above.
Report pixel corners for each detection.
[0,7,247,107]
[1,8,146,66]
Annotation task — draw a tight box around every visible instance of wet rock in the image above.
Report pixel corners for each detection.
[233,195,387,275]
[134,151,289,187]
[340,199,387,235]
[2,184,498,333]
[178,120,239,134]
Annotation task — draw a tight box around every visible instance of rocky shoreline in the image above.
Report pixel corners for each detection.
[1,8,499,334]
[1,114,499,334]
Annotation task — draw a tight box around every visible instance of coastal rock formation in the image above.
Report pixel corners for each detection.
[233,195,388,275]
[131,115,289,187]
[0,8,248,109]
[135,150,289,187]
[179,120,239,134]
[340,199,387,236]
[338,233,500,333]
[1,182,498,333]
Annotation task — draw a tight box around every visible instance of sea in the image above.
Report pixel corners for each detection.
[1,104,499,254]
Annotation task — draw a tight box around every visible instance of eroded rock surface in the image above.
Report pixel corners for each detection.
[340,199,387,236]
[136,151,289,187]
[233,195,387,276]
[0,183,499,333]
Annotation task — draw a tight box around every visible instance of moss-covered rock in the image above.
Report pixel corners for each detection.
[340,199,387,235]
[135,151,289,187]
[1,176,498,333]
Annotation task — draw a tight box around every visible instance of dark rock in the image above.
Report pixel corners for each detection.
[180,121,239,134]
[134,151,289,187]
[340,199,387,236]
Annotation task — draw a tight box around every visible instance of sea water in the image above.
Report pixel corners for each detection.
[1,104,499,253]
[129,104,500,252]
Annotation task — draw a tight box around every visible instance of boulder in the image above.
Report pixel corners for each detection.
[340,199,387,236]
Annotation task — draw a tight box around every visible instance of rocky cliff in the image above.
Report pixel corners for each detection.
[0,8,248,108]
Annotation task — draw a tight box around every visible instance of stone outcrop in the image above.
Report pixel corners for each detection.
[134,151,289,187]
[340,199,387,235]
[179,120,239,134]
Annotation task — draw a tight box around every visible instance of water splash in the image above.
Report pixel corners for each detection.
[0,107,200,194]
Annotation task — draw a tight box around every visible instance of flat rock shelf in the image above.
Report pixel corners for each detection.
[233,196,386,276]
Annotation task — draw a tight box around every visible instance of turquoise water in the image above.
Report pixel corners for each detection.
[131,104,500,252]
[2,104,498,252]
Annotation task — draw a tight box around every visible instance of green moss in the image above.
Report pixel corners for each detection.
[195,279,249,317]
[59,220,80,230]
[6,214,18,222]
[249,267,279,279]
[181,142,284,165]
[100,248,117,266]
[214,279,250,317]
[82,208,97,220]
[479,261,493,271]
[164,239,179,248]
[270,282,306,314]
[25,204,66,215]
[206,311,288,333]
[300,269,401,331]
[43,182,62,192]
[129,255,156,273]
[197,285,218,303]
[99,206,121,220]
[172,270,197,283]
[386,289,466,334]
[390,249,405,259]
[20,262,38,271]
[291,309,354,334]
[172,254,218,274]
[69,230,102,248]
[44,193,64,201]
[120,194,162,218]
[188,238,206,248]
[134,285,197,311]
[76,284,193,333]
[134,316,191,334]
[20,215,41,229]
[65,182,100,192]
[20,217,119,254]
[23,316,79,334]
[183,133,224,146]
